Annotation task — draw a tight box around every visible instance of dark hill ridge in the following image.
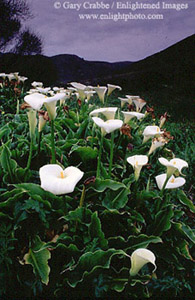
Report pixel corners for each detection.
[51,54,133,83]
[0,34,194,118]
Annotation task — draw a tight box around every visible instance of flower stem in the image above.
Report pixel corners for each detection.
[96,133,104,178]
[160,175,170,196]
[26,136,33,170]
[37,131,42,154]
[50,120,56,164]
[79,185,86,208]
[108,132,114,178]
[16,98,20,114]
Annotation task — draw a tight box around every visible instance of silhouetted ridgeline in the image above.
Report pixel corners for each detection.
[0,34,194,119]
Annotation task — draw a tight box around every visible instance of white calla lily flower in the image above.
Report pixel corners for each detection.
[148,137,167,155]
[119,97,129,108]
[122,111,145,123]
[155,174,186,190]
[92,117,123,135]
[127,155,148,181]
[107,84,122,96]
[85,91,96,102]
[24,93,46,110]
[70,82,86,90]
[44,93,66,120]
[31,81,43,88]
[159,157,188,178]
[19,76,28,83]
[7,74,15,81]
[24,92,66,120]
[143,126,163,143]
[39,164,84,195]
[90,107,118,120]
[133,98,147,112]
[93,86,107,103]
[130,248,156,276]
[0,73,7,79]
[36,87,51,94]
[53,87,60,92]
[125,95,140,104]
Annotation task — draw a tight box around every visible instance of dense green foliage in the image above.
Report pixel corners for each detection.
[0,78,194,298]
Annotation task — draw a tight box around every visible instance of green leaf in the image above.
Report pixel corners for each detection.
[174,239,194,260]
[71,146,98,162]
[147,205,174,236]
[89,178,126,193]
[89,212,108,249]
[103,188,129,209]
[0,126,11,140]
[172,222,195,244]
[75,119,88,138]
[0,145,17,181]
[23,236,51,285]
[177,190,195,213]
[66,249,126,287]
[108,234,162,250]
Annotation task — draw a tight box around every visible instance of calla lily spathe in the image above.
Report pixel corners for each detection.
[148,137,167,155]
[107,84,122,96]
[143,126,163,143]
[159,157,188,178]
[27,109,37,138]
[39,164,84,195]
[92,117,123,135]
[90,107,118,120]
[93,86,107,103]
[127,155,148,181]
[70,82,86,90]
[125,95,140,104]
[133,98,147,112]
[155,174,186,190]
[119,97,129,108]
[122,111,145,123]
[130,248,156,276]
[24,92,66,120]
[31,81,43,88]
[36,87,51,94]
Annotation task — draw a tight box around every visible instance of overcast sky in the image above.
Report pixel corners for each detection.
[25,0,194,62]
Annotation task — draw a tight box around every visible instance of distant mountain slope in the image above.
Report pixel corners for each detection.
[51,54,132,83]
[0,35,194,118]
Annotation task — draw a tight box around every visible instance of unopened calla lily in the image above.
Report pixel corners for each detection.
[39,164,84,195]
[130,248,156,276]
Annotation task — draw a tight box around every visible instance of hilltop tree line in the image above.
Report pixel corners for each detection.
[0,0,42,55]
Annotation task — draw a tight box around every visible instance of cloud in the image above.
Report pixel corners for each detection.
[25,0,195,61]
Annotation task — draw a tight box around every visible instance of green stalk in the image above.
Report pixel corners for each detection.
[96,133,104,178]
[160,175,170,196]
[16,98,20,114]
[26,136,33,170]
[37,131,42,154]
[108,132,114,178]
[50,120,56,164]
[91,122,95,148]
[79,185,86,208]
